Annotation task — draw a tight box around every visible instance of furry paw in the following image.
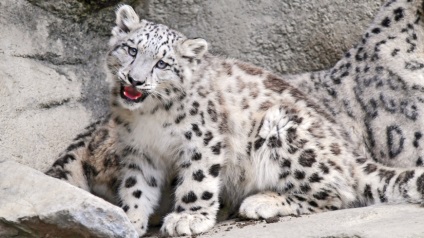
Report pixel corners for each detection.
[160,212,215,236]
[126,210,148,237]
[239,192,283,219]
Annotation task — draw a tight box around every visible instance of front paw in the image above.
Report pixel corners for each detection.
[239,192,283,219]
[126,209,148,237]
[160,212,215,236]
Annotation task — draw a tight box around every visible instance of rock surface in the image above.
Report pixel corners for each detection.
[0,159,138,238]
[197,204,424,238]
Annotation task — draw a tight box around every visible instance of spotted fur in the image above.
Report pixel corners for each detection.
[288,0,424,169]
[47,1,424,237]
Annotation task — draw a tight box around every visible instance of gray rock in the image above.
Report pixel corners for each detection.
[200,204,424,238]
[0,159,138,238]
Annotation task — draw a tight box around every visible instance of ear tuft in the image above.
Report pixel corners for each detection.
[180,38,208,59]
[115,5,140,33]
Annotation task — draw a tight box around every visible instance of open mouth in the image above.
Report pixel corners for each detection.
[120,84,149,103]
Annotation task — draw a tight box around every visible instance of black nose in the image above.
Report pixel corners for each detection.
[128,75,145,87]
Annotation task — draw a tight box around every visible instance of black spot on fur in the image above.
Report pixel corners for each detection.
[176,205,185,213]
[284,182,294,192]
[164,101,173,111]
[319,163,329,174]
[300,183,311,193]
[364,184,374,202]
[364,163,378,174]
[279,171,290,179]
[308,201,318,207]
[381,17,391,27]
[294,170,306,180]
[133,190,142,198]
[268,136,282,148]
[395,170,415,194]
[281,159,291,168]
[124,176,137,188]
[192,124,202,137]
[209,164,221,177]
[181,161,192,168]
[52,154,76,168]
[122,205,129,212]
[309,173,323,183]
[356,157,367,164]
[202,191,213,200]
[207,101,218,122]
[313,191,329,200]
[190,206,202,212]
[147,177,158,187]
[128,163,142,171]
[82,161,99,179]
[378,169,396,183]
[192,151,202,161]
[211,142,222,155]
[416,173,424,194]
[193,170,205,182]
[175,113,186,124]
[204,131,213,146]
[417,157,423,166]
[394,7,404,21]
[246,142,252,156]
[66,141,85,152]
[372,27,381,34]
[299,149,316,167]
[254,137,266,151]
[387,125,405,158]
[185,131,192,140]
[378,186,388,203]
[182,191,197,203]
[294,195,306,202]
[286,127,297,144]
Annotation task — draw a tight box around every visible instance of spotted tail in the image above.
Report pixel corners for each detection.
[355,158,424,206]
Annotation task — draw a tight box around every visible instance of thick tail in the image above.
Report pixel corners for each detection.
[354,158,424,206]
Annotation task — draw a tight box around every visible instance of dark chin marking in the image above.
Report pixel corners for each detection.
[119,84,149,103]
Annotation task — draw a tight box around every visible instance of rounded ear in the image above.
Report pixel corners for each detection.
[115,5,140,33]
[180,38,208,59]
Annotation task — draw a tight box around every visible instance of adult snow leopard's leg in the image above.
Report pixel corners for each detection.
[241,105,357,219]
[161,146,222,236]
[117,151,163,237]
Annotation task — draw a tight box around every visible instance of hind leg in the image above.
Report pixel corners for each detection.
[242,105,355,219]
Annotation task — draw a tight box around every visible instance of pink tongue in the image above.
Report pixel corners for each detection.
[123,86,142,100]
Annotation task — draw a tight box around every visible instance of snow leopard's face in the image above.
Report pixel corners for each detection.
[106,5,208,111]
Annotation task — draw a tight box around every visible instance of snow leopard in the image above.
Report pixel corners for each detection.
[47,1,424,237]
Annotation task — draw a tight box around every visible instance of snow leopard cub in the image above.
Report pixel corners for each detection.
[47,4,424,237]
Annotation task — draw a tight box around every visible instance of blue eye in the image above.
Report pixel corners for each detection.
[128,47,137,57]
[156,60,168,69]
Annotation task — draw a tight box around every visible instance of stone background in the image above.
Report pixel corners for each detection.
[0,0,384,172]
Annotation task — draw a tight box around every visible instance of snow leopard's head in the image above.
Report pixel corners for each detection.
[107,5,208,111]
